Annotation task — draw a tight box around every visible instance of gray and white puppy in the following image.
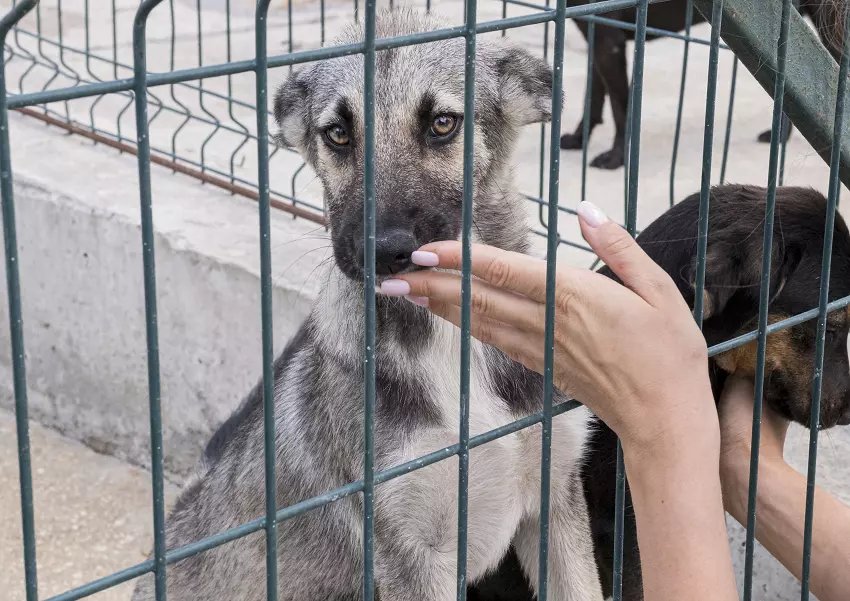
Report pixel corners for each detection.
[132,9,602,601]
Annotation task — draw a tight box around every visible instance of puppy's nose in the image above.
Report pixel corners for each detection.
[374,229,417,276]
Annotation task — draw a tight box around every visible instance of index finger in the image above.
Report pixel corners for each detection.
[415,241,552,303]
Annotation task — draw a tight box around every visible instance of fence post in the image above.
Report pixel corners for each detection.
[131,2,168,600]
[253,2,279,601]
[0,4,42,601]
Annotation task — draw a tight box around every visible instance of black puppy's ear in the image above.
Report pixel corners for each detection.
[686,240,804,320]
[494,42,559,126]
[273,68,311,151]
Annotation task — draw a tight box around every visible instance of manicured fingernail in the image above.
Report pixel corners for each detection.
[378,279,411,296]
[411,250,440,267]
[577,201,609,228]
[404,295,430,308]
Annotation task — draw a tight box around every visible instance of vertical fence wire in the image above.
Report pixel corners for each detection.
[743,0,793,598]
[197,0,220,175]
[719,57,738,185]
[456,0,478,596]
[612,2,647,599]
[537,0,567,597]
[226,0,250,187]
[669,0,694,207]
[777,0,801,186]
[132,1,168,600]
[537,0,551,230]
[1,3,39,600]
[254,2,279,601]
[800,9,850,599]
[693,0,724,327]
[580,3,595,203]
[362,0,377,599]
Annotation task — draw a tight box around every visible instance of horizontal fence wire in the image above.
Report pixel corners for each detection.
[2,1,847,601]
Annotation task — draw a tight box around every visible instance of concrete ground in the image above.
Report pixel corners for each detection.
[1,0,849,600]
[1,408,178,601]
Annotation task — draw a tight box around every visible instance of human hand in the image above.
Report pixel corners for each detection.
[379,201,718,463]
[718,375,790,514]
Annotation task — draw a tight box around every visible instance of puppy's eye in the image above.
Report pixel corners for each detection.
[325,124,349,147]
[430,114,460,139]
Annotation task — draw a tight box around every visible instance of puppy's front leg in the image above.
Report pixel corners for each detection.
[513,478,604,601]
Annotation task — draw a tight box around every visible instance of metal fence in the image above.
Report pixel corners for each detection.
[3,0,849,601]
[0,0,792,252]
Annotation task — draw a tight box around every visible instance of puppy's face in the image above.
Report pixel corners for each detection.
[713,309,850,428]
[273,10,555,281]
[692,192,850,429]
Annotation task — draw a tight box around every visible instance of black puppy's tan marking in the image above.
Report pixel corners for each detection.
[469,184,850,601]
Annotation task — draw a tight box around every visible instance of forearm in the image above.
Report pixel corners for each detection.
[625,433,738,601]
[724,453,850,601]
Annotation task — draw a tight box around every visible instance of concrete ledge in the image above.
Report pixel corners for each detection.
[0,112,325,477]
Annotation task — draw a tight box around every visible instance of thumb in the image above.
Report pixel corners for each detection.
[577,201,675,307]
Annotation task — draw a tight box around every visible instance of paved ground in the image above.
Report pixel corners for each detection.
[1,408,179,601]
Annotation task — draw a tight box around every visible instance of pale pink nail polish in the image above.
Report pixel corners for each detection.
[411,250,440,267]
[378,279,411,296]
[577,201,609,228]
[404,295,430,308]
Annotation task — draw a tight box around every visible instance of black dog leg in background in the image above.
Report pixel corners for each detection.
[588,26,630,170]
[560,61,606,151]
[757,113,793,144]
[561,21,607,151]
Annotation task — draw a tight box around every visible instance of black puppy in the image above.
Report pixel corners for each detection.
[562,1,845,169]
[468,184,850,600]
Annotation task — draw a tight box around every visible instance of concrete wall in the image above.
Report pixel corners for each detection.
[0,113,323,477]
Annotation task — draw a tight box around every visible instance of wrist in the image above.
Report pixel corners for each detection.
[623,416,721,487]
[621,387,720,468]
[719,441,787,521]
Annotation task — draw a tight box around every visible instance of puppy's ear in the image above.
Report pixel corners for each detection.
[686,240,804,320]
[494,43,559,126]
[273,68,311,151]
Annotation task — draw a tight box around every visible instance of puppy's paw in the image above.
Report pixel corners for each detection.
[590,148,624,170]
[560,132,584,150]
[757,125,792,144]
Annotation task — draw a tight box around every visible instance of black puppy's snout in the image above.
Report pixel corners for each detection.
[356,228,418,276]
